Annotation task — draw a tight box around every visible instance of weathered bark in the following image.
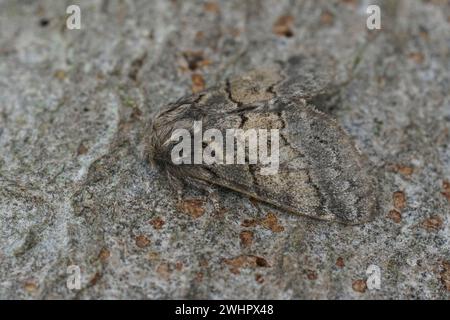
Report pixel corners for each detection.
[0,0,449,299]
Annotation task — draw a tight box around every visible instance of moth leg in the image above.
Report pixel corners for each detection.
[248,197,266,216]
[184,177,222,212]
[206,186,221,213]
[199,184,221,213]
[165,173,207,209]
[176,188,184,202]
[166,172,185,201]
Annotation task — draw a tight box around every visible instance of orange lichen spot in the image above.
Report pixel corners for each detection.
[255,273,265,284]
[135,235,151,248]
[273,15,294,37]
[203,2,220,14]
[320,10,334,26]
[408,52,425,64]
[421,216,443,232]
[191,74,206,93]
[24,280,38,293]
[442,180,450,201]
[260,213,284,233]
[387,209,402,223]
[336,257,345,268]
[156,262,171,280]
[223,255,269,274]
[393,191,407,211]
[306,270,318,280]
[390,164,414,177]
[352,279,367,293]
[149,217,165,230]
[441,261,450,291]
[98,247,110,262]
[239,230,254,248]
[177,199,206,218]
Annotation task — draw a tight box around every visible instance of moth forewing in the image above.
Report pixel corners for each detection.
[149,65,378,225]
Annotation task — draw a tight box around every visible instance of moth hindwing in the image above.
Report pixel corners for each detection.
[149,64,378,225]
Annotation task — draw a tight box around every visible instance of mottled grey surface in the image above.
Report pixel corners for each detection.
[0,0,449,299]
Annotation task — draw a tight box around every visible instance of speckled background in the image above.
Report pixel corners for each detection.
[0,0,449,299]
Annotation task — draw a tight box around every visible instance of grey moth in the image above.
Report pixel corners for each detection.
[148,56,378,225]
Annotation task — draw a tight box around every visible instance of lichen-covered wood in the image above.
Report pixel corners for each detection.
[0,0,449,299]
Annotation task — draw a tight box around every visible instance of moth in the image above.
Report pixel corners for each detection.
[148,55,378,225]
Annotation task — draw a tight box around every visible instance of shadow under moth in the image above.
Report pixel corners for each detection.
[148,55,378,225]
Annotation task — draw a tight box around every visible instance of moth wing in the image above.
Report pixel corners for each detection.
[226,54,339,105]
[275,54,339,99]
[187,98,377,225]
[151,62,376,225]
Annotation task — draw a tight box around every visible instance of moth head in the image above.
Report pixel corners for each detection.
[146,103,195,170]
